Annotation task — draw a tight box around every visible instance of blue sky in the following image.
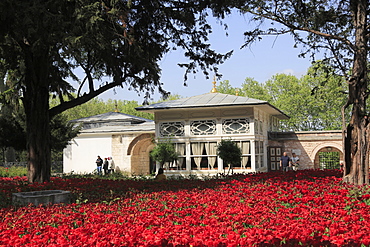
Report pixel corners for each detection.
[99,13,314,103]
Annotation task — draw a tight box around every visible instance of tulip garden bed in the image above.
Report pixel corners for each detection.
[0,169,370,246]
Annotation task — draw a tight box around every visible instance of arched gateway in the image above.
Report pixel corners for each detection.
[268,130,343,170]
[128,133,155,175]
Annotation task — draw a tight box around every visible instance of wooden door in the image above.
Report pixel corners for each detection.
[268,147,282,171]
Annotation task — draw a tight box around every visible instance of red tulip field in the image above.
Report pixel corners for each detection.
[1,170,370,246]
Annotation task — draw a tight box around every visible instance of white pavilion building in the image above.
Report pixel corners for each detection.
[135,89,289,176]
[63,87,289,176]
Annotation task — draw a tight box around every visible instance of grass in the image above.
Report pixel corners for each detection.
[0,166,27,177]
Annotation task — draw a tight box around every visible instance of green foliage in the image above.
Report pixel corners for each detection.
[150,139,178,167]
[0,0,234,182]
[51,93,183,121]
[217,61,348,131]
[0,111,79,153]
[216,139,242,167]
[50,114,81,151]
[240,77,272,102]
[264,63,347,131]
[0,166,27,177]
[0,0,233,117]
[303,61,349,130]
[264,73,314,131]
[56,97,154,121]
[0,115,26,151]
[236,0,363,77]
[216,80,238,95]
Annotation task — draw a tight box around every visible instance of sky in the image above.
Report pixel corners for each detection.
[98,13,314,103]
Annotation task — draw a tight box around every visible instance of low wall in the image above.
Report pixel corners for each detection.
[12,190,71,206]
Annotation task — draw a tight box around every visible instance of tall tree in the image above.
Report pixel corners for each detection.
[234,0,369,184]
[0,0,233,183]
[265,73,315,130]
[217,62,347,131]
[240,77,271,102]
[302,61,348,130]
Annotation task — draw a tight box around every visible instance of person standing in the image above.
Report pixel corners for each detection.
[103,158,109,175]
[96,156,103,175]
[280,152,291,172]
[291,153,300,171]
[108,157,115,173]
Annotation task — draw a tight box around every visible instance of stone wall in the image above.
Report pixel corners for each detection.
[112,134,136,174]
[268,130,343,169]
[130,138,155,175]
[112,133,155,175]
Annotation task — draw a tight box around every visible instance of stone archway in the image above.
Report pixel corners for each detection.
[130,136,155,175]
[310,143,343,169]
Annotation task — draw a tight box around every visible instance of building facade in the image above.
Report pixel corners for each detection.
[136,92,289,176]
[64,93,344,176]
[63,112,155,175]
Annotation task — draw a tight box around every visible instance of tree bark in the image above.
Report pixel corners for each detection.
[343,0,369,185]
[22,49,51,183]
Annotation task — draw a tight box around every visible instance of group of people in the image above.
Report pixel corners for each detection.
[96,156,114,175]
[96,154,166,180]
[280,152,300,172]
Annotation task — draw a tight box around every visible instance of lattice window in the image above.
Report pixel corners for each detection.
[159,122,184,137]
[190,120,216,135]
[222,118,250,134]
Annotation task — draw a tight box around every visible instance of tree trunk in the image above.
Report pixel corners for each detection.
[22,50,51,183]
[343,0,369,185]
[343,110,370,185]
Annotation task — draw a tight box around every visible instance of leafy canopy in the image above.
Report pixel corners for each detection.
[216,139,242,166]
[0,0,234,116]
[217,61,348,131]
[150,139,179,167]
[0,0,235,183]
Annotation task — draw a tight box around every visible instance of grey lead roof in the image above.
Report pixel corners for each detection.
[136,93,289,119]
[71,112,154,134]
[79,121,155,134]
[71,111,153,124]
[136,93,267,110]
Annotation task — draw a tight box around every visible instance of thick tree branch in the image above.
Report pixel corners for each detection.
[49,80,122,117]
[246,10,356,51]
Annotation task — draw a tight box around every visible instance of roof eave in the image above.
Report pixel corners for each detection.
[136,102,290,120]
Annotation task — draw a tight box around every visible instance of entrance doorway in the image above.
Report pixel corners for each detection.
[268,146,282,171]
[130,135,155,175]
[319,151,340,169]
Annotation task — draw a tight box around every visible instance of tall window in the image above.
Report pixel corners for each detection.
[269,116,279,131]
[255,141,264,168]
[259,141,264,167]
[165,143,186,170]
[190,142,218,170]
[235,141,251,169]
